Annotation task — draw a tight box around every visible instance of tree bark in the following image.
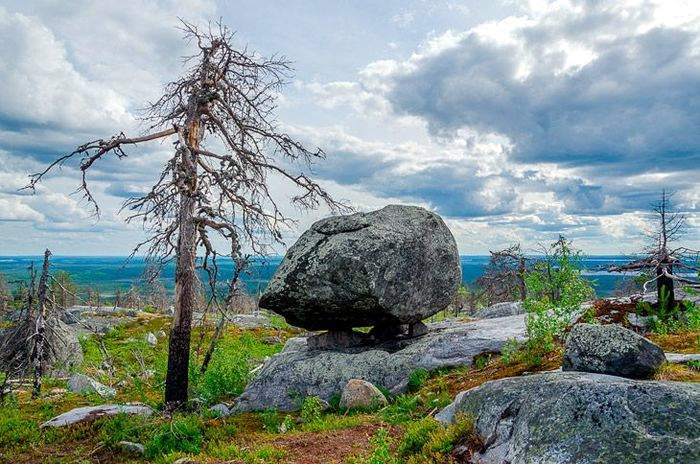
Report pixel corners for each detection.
[164,121,200,409]
[656,266,675,310]
[517,257,527,301]
[30,249,51,398]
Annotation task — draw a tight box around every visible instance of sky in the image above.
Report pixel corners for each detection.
[0,0,698,256]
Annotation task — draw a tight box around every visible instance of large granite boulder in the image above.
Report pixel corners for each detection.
[563,323,666,379]
[260,205,461,330]
[234,314,526,412]
[436,371,700,464]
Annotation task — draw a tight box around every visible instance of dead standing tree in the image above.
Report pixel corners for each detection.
[609,190,700,308]
[476,244,528,304]
[25,20,346,409]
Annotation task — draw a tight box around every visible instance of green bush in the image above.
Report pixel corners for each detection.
[0,404,40,449]
[401,414,480,464]
[522,236,594,361]
[398,417,440,456]
[348,428,397,464]
[407,368,429,392]
[99,413,152,448]
[300,396,325,424]
[145,415,203,458]
[381,394,422,424]
[191,332,278,404]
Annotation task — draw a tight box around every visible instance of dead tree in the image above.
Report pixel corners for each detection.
[29,249,51,398]
[476,244,528,304]
[25,20,346,409]
[0,273,9,315]
[609,190,699,308]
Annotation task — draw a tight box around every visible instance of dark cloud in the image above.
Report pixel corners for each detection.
[387,4,700,175]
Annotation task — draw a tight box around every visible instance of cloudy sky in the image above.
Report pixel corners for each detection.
[0,0,698,256]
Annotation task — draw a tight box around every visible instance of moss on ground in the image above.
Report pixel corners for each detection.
[1,310,698,464]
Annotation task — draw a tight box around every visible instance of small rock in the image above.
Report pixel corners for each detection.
[173,458,198,464]
[41,404,153,428]
[563,323,666,379]
[262,335,283,345]
[68,373,116,398]
[230,313,271,329]
[156,330,167,339]
[118,441,145,455]
[339,379,388,410]
[145,332,158,347]
[666,352,700,364]
[626,313,650,332]
[209,403,231,417]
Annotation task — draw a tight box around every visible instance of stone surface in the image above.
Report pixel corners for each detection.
[230,313,271,329]
[339,379,388,410]
[260,205,461,330]
[118,441,145,455]
[145,332,157,347]
[436,371,700,464]
[666,352,700,364]
[234,314,526,412]
[307,330,372,350]
[563,323,666,379]
[209,403,231,417]
[41,404,154,428]
[67,373,116,398]
[473,301,524,319]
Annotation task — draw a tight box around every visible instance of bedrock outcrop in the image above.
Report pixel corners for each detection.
[234,314,526,412]
[436,371,700,464]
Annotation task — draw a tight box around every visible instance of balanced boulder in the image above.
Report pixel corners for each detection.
[436,371,700,464]
[260,205,461,330]
[563,323,666,379]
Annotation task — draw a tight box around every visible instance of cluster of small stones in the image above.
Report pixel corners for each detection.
[260,205,462,346]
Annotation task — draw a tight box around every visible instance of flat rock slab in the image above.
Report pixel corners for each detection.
[436,371,700,464]
[666,352,700,364]
[230,313,271,329]
[41,404,154,428]
[234,314,526,412]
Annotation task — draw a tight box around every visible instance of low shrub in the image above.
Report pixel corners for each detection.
[300,396,325,424]
[407,368,429,392]
[145,415,203,458]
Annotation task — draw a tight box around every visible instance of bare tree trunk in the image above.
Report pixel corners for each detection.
[200,312,226,375]
[517,257,527,301]
[30,249,51,398]
[657,266,675,310]
[164,123,199,409]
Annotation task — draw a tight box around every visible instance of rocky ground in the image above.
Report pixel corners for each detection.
[0,294,698,463]
[1,207,698,463]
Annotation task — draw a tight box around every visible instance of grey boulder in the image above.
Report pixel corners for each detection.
[41,404,153,428]
[234,314,526,412]
[339,379,388,410]
[436,371,700,464]
[259,205,461,330]
[473,301,524,319]
[68,373,116,398]
[563,323,666,379]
